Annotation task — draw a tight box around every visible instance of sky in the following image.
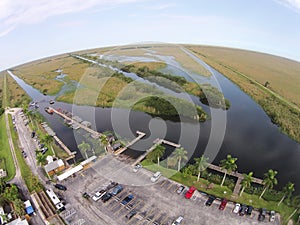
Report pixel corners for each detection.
[0,0,300,71]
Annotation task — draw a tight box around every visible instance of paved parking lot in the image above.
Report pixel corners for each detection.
[59,155,280,225]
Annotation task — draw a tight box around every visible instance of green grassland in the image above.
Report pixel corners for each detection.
[187,45,300,142]
[187,45,300,107]
[11,54,91,95]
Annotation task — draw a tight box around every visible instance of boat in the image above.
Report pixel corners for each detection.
[49,100,55,104]
[44,107,54,114]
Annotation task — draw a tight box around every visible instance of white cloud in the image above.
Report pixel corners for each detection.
[0,0,140,37]
[274,0,300,13]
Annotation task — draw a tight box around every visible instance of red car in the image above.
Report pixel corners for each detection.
[219,198,227,210]
[185,186,196,199]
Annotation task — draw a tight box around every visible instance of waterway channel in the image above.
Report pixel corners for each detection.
[8,49,300,193]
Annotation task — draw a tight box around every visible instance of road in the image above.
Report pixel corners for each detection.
[6,108,46,225]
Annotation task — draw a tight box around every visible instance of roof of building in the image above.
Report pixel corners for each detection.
[6,218,29,225]
[57,165,83,181]
[44,159,64,173]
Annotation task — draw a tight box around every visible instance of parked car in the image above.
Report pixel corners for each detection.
[106,181,118,190]
[101,193,112,202]
[110,185,123,196]
[133,164,142,172]
[258,208,267,221]
[92,190,106,201]
[172,216,184,225]
[31,131,35,138]
[233,203,241,214]
[82,192,90,199]
[246,205,253,215]
[239,205,247,216]
[22,151,27,158]
[150,171,161,182]
[219,198,228,210]
[270,210,275,222]
[54,184,67,191]
[176,185,185,194]
[41,147,48,154]
[185,186,196,199]
[205,195,216,206]
[121,194,134,205]
[125,210,137,220]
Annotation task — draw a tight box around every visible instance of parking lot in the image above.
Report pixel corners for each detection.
[59,155,280,225]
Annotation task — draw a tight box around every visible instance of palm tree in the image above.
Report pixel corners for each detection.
[78,141,91,159]
[260,169,278,199]
[219,154,238,186]
[286,195,300,222]
[240,172,253,196]
[173,147,188,171]
[194,155,209,182]
[153,144,166,166]
[42,134,55,155]
[278,182,295,206]
[13,199,25,217]
[36,153,47,166]
[100,135,109,147]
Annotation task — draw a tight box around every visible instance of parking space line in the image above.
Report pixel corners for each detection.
[160,180,168,187]
[166,182,174,190]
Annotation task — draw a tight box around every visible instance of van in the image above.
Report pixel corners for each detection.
[150,171,161,182]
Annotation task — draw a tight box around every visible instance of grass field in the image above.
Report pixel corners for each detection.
[188,46,300,143]
[11,54,91,95]
[0,115,16,181]
[188,45,300,107]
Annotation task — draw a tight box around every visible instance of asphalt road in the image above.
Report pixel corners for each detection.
[7,108,46,225]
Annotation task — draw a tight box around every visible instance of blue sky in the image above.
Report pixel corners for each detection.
[0,0,300,71]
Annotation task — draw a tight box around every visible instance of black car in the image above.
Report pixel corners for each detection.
[101,193,112,202]
[246,205,253,215]
[31,131,35,138]
[54,184,67,191]
[205,195,216,206]
[125,210,137,220]
[82,192,90,199]
[239,205,247,216]
[258,208,267,221]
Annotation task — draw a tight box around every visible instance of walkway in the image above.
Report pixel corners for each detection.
[207,163,263,195]
[131,138,181,166]
[50,107,101,137]
[114,131,146,155]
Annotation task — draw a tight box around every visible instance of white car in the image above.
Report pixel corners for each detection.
[150,171,161,182]
[172,216,184,225]
[270,211,275,222]
[92,191,106,202]
[233,203,241,214]
[133,164,142,173]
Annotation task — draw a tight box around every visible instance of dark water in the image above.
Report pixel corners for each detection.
[8,55,300,193]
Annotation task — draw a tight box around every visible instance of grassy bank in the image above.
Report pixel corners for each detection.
[188,46,300,143]
[0,115,16,181]
[142,160,296,224]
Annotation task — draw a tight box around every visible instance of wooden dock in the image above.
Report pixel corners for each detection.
[114,131,146,155]
[53,135,76,156]
[131,138,180,166]
[207,163,263,195]
[50,107,102,137]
